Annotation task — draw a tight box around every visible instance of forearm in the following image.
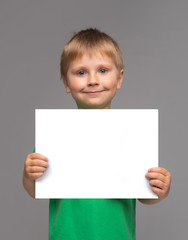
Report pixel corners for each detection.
[23,170,35,198]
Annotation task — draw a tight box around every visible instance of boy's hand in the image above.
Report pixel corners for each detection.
[146,167,171,199]
[24,153,49,180]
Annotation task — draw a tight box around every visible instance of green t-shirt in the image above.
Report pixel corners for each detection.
[49,198,136,240]
[33,149,136,239]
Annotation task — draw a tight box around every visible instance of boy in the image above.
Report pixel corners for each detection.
[23,28,171,240]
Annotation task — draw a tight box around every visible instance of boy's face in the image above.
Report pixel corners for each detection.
[63,52,124,109]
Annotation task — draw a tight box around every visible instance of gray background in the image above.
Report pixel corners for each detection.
[0,0,187,239]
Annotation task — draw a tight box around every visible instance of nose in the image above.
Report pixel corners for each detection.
[87,73,99,86]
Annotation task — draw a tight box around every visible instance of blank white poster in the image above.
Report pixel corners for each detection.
[35,109,158,199]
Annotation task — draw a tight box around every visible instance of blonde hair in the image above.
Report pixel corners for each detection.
[60,28,124,81]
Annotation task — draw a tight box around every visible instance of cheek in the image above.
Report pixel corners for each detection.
[69,78,85,90]
[102,77,118,89]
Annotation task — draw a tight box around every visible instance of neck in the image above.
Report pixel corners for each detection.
[77,102,112,110]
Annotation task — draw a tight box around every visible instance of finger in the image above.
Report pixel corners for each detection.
[149,179,165,189]
[28,172,44,180]
[148,167,169,176]
[29,153,48,161]
[29,166,47,173]
[146,172,166,183]
[151,186,165,197]
[29,159,49,168]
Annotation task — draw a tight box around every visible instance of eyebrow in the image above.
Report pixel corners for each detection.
[71,64,114,72]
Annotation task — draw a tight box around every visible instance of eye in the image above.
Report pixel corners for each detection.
[77,70,86,76]
[99,68,108,74]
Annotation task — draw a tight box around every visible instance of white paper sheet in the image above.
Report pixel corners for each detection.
[35,109,158,199]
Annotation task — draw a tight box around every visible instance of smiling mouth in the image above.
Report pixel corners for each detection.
[84,90,105,95]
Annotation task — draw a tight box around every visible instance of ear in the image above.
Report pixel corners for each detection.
[117,69,124,90]
[63,78,71,93]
